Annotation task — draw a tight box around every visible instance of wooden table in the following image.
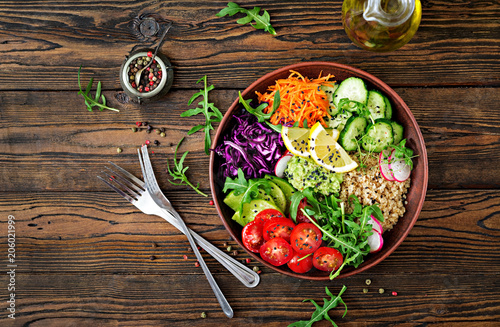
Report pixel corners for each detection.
[1,1,499,326]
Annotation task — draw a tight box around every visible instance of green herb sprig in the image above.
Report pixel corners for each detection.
[216,2,277,35]
[222,168,272,216]
[387,139,417,169]
[238,90,280,123]
[181,76,223,155]
[288,286,348,327]
[77,66,119,112]
[166,137,208,197]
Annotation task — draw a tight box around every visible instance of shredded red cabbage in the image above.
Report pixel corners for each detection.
[215,111,284,179]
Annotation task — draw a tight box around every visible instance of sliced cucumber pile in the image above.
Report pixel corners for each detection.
[326,77,404,152]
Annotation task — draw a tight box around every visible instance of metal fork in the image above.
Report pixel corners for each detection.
[138,145,233,318]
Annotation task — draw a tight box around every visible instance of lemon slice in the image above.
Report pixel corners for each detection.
[281,126,310,157]
[309,122,357,173]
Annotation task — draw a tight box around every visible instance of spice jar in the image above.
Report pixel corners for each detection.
[119,49,174,103]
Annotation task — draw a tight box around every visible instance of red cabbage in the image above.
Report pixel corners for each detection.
[215,111,285,179]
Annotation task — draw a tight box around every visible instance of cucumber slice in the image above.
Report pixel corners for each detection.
[391,121,404,145]
[366,90,386,120]
[320,82,339,116]
[384,95,393,119]
[332,77,368,114]
[361,119,394,152]
[327,109,352,132]
[339,116,368,151]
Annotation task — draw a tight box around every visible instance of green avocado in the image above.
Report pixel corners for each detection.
[223,188,276,212]
[231,199,281,226]
[264,175,296,216]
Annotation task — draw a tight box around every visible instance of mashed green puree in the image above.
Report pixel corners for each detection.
[284,156,343,196]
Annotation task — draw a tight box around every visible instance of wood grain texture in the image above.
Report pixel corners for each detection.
[0,87,499,191]
[0,0,498,90]
[0,190,497,275]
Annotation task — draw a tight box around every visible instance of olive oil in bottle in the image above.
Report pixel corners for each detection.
[342,0,421,52]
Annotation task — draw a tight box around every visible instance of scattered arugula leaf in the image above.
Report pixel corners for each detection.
[166,137,208,197]
[216,2,277,35]
[222,168,272,216]
[77,66,119,112]
[288,285,348,327]
[181,76,223,155]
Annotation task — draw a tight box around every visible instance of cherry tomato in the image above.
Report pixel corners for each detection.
[254,209,285,224]
[259,237,294,266]
[296,198,317,224]
[242,219,265,253]
[287,253,313,274]
[263,217,295,243]
[312,247,343,272]
[290,223,323,255]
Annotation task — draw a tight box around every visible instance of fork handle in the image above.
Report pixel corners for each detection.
[154,209,260,288]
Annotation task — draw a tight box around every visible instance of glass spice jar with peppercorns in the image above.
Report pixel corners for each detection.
[119,49,174,103]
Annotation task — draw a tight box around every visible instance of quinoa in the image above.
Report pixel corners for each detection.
[339,154,411,232]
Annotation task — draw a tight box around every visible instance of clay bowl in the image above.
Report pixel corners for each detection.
[209,62,428,280]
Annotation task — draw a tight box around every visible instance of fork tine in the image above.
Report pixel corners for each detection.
[107,161,145,187]
[104,165,144,194]
[101,171,140,201]
[141,145,161,191]
[137,148,148,189]
[97,175,136,203]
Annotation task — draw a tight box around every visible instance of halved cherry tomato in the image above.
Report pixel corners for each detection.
[312,247,343,272]
[263,217,295,243]
[296,198,317,224]
[242,219,265,253]
[290,223,323,255]
[287,253,313,274]
[259,237,294,266]
[254,209,285,224]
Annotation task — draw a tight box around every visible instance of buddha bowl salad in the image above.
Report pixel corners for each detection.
[215,71,415,279]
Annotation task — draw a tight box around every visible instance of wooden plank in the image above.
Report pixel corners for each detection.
[0,1,498,90]
[0,87,499,191]
[0,273,498,326]
[0,189,498,275]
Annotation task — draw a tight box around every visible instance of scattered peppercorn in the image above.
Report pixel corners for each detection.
[136,121,142,127]
[195,261,200,267]
[232,250,238,256]
[160,132,166,137]
[149,255,156,261]
[226,246,232,252]
[209,200,214,205]
[363,288,369,293]
[365,279,372,285]
[154,140,160,146]
[379,288,385,294]
[246,258,251,264]
[200,312,206,319]
[223,242,228,247]
[145,140,150,145]
[392,291,398,296]
[252,266,259,272]
[131,127,137,132]
[116,147,123,153]
[183,255,188,260]
[151,242,157,248]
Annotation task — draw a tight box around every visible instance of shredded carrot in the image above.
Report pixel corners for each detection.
[256,70,336,128]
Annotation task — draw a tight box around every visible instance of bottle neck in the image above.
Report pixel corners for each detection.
[363,0,415,27]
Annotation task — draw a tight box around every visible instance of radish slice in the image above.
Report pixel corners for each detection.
[368,215,383,234]
[367,231,384,253]
[274,152,293,178]
[379,149,395,181]
[387,149,411,182]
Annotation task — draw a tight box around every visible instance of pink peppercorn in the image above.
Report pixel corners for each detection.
[147,51,153,57]
[209,200,214,205]
[183,255,188,260]
[195,261,200,267]
[392,291,398,296]
[149,81,154,86]
[145,140,150,145]
[145,87,150,92]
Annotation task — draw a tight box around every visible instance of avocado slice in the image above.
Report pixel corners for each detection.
[223,188,276,212]
[264,175,296,216]
[231,199,281,226]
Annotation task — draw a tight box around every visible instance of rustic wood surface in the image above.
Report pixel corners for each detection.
[0,0,499,326]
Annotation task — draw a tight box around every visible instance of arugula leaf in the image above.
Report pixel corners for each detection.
[181,76,223,155]
[166,137,208,197]
[216,2,277,35]
[238,89,280,123]
[77,66,119,112]
[390,139,417,169]
[222,168,272,216]
[288,286,348,327]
